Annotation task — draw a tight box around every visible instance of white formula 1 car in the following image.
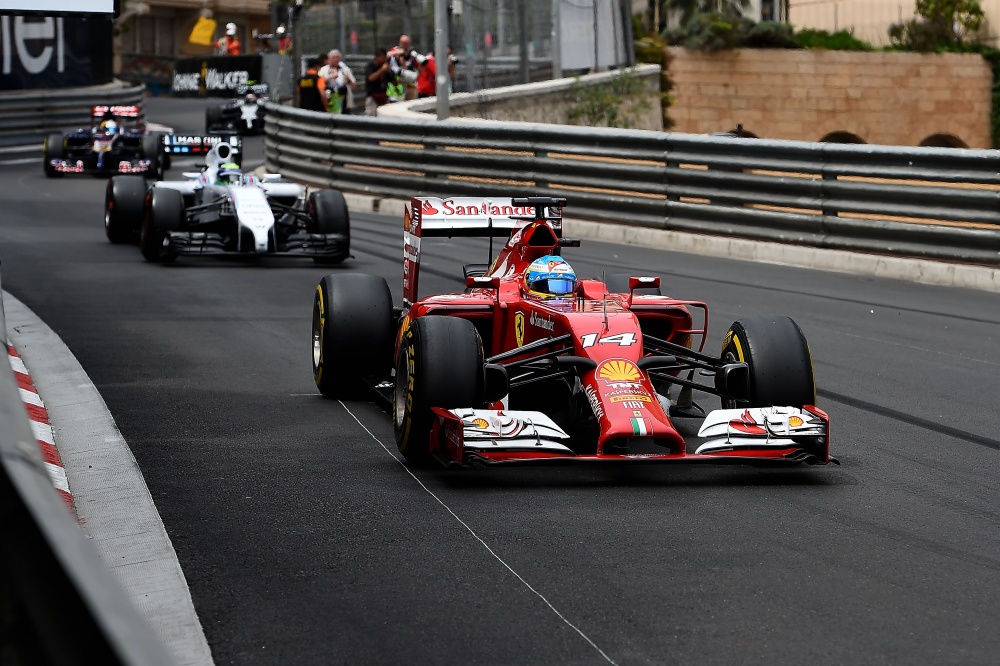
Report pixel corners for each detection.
[104,137,350,264]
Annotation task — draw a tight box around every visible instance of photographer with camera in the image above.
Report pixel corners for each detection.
[364,48,393,115]
[319,49,356,114]
[390,35,423,101]
[416,46,458,98]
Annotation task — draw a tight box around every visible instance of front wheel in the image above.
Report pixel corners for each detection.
[43,132,63,178]
[312,273,394,399]
[721,315,815,409]
[394,316,485,465]
[140,188,183,263]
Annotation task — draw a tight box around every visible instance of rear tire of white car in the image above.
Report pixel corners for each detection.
[394,316,485,466]
[43,132,63,178]
[309,190,350,265]
[140,188,182,263]
[721,315,815,409]
[312,273,394,399]
[106,176,146,244]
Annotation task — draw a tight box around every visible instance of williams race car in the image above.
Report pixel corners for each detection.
[205,84,269,135]
[104,136,350,264]
[43,105,166,179]
[311,196,834,469]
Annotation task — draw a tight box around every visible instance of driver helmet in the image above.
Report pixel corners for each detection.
[277,25,286,35]
[523,255,578,299]
[245,93,258,103]
[215,162,242,185]
[226,23,237,36]
[99,119,119,135]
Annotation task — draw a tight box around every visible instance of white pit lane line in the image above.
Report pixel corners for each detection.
[339,401,618,666]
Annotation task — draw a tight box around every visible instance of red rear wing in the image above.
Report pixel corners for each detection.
[92,105,141,118]
[404,197,563,305]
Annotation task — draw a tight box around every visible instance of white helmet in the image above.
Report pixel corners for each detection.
[276,25,286,35]
[226,22,237,36]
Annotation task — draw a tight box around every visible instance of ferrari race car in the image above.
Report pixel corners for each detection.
[43,105,166,179]
[103,135,350,264]
[311,196,835,469]
[205,84,269,135]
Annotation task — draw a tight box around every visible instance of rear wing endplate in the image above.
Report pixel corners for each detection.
[403,196,565,305]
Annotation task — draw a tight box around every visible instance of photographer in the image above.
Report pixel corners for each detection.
[319,49,356,114]
[364,48,393,115]
[416,46,458,98]
[390,35,422,101]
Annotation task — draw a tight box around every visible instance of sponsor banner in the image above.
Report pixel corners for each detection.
[0,16,108,90]
[172,55,263,98]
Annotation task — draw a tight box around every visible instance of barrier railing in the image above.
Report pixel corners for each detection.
[263,102,1000,265]
[0,265,174,665]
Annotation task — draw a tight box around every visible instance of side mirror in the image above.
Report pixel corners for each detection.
[629,276,660,291]
[260,173,282,182]
[484,364,509,403]
[466,275,500,289]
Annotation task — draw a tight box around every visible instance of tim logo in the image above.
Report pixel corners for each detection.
[421,200,438,215]
[1,16,64,75]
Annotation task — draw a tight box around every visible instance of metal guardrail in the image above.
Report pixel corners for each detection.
[263,102,1000,265]
[0,82,145,163]
[0,266,175,665]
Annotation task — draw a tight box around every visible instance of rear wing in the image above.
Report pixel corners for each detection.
[92,105,141,118]
[403,196,565,305]
[162,134,242,161]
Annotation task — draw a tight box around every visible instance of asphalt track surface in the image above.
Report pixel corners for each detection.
[3,98,1000,665]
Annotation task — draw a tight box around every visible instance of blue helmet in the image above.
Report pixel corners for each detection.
[99,119,119,135]
[523,255,577,298]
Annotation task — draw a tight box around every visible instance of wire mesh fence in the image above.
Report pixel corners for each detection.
[297,0,632,93]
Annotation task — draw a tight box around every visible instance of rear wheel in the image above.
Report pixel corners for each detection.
[141,134,165,181]
[312,273,394,399]
[394,316,484,465]
[205,106,222,133]
[720,315,815,409]
[605,272,661,296]
[43,132,63,178]
[309,190,350,265]
[140,188,183,263]
[105,175,146,244]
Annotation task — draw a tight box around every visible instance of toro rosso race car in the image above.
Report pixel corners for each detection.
[311,196,835,469]
[205,84,268,135]
[103,135,350,264]
[43,105,166,179]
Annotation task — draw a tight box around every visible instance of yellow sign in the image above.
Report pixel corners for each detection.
[788,415,804,427]
[471,418,489,429]
[188,17,217,46]
[514,312,525,347]
[598,359,640,382]
[610,394,652,403]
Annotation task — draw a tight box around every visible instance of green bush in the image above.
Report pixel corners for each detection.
[568,68,655,130]
[744,21,799,49]
[796,28,874,51]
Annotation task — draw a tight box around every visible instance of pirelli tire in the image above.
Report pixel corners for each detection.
[721,315,816,409]
[141,133,166,181]
[43,132,63,178]
[394,316,485,466]
[312,273,394,399]
[105,175,146,244]
[140,188,182,263]
[308,190,350,265]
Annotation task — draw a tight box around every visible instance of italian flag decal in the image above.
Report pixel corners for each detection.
[630,417,650,436]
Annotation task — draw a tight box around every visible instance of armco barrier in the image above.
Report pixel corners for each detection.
[0,265,174,665]
[0,81,145,164]
[263,103,1000,265]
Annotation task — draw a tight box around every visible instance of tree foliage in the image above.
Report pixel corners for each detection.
[889,0,984,50]
[568,68,655,130]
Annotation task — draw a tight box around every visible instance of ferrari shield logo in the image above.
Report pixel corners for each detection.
[514,312,525,347]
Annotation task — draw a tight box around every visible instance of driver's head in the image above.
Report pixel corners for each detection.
[215,163,242,185]
[100,119,119,135]
[523,255,578,299]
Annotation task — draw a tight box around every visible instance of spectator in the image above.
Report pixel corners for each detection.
[217,23,242,56]
[364,48,392,115]
[277,25,292,55]
[319,49,356,114]
[390,35,422,100]
[298,57,327,112]
[416,46,458,98]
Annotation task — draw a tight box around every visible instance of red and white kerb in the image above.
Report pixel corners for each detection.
[7,343,75,513]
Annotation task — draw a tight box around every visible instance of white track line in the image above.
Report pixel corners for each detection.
[339,401,618,666]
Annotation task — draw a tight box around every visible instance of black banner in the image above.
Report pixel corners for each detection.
[0,15,111,90]
[172,55,264,98]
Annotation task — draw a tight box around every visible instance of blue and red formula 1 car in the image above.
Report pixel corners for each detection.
[43,105,167,179]
[311,196,835,469]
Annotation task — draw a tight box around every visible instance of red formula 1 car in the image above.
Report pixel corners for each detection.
[311,196,834,468]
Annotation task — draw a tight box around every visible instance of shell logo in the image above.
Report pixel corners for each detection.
[471,418,489,429]
[788,415,804,427]
[598,359,640,382]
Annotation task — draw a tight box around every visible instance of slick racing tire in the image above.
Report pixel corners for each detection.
[312,273,394,399]
[605,272,661,296]
[205,106,223,134]
[105,175,146,244]
[394,316,485,466]
[43,132,63,178]
[142,133,167,180]
[721,315,815,409]
[308,190,350,265]
[140,188,182,263]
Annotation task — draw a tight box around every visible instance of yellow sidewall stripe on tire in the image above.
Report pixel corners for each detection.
[315,285,325,385]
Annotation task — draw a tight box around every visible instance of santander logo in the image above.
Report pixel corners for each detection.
[421,201,439,215]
